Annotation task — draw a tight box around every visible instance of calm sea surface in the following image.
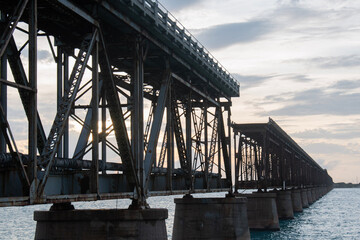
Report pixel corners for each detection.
[0,188,359,239]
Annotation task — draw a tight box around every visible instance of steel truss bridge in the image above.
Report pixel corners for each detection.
[0,0,238,207]
[233,118,333,192]
[0,0,332,208]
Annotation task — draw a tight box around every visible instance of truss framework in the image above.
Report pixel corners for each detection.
[0,0,234,207]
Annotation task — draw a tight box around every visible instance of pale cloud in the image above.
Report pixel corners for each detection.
[303,142,360,155]
[159,0,202,12]
[292,128,360,140]
[195,21,272,49]
[266,88,360,116]
[21,48,53,63]
[285,55,360,69]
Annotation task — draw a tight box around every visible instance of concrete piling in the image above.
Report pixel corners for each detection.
[172,197,250,240]
[307,188,314,205]
[275,190,294,219]
[300,189,309,208]
[291,189,303,212]
[236,192,280,231]
[311,188,317,202]
[34,206,168,240]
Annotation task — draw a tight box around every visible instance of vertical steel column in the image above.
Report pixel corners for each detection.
[263,132,269,191]
[240,137,243,182]
[56,46,62,158]
[186,92,192,190]
[166,84,173,191]
[217,112,221,188]
[134,37,145,202]
[245,141,248,181]
[28,0,37,197]
[63,51,69,158]
[204,102,208,189]
[91,35,99,193]
[234,132,239,192]
[281,146,285,189]
[227,107,232,192]
[0,15,7,153]
[101,90,106,174]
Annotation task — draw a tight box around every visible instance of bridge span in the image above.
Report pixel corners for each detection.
[0,0,333,239]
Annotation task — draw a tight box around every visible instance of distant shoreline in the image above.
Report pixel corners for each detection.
[334,182,360,188]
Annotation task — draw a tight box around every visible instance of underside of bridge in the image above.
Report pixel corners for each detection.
[0,0,239,207]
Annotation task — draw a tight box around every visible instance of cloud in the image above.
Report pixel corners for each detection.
[292,127,360,139]
[195,21,272,49]
[21,49,53,63]
[233,73,312,90]
[232,74,273,89]
[158,0,202,11]
[303,142,360,155]
[266,88,360,116]
[331,80,360,89]
[286,55,360,69]
[315,158,338,171]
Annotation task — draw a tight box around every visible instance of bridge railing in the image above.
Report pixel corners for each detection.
[130,0,239,94]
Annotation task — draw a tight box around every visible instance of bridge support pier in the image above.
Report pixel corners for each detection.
[172,196,250,239]
[311,188,318,202]
[274,190,294,219]
[291,189,303,212]
[307,188,314,205]
[300,189,309,208]
[34,204,168,240]
[236,192,280,231]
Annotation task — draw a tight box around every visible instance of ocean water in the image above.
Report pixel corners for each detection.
[0,188,359,239]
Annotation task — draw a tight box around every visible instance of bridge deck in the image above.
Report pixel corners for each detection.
[1,0,239,99]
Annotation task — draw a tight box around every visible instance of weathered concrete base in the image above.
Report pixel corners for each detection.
[300,189,309,208]
[307,189,314,205]
[291,189,303,212]
[311,188,317,202]
[274,190,294,219]
[34,207,168,240]
[236,192,280,231]
[172,197,250,240]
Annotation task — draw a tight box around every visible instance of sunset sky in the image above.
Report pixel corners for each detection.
[160,0,360,183]
[5,0,360,184]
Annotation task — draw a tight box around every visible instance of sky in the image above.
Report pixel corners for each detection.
[4,0,360,184]
[159,0,360,183]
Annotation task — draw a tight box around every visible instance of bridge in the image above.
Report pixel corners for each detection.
[233,118,333,191]
[0,0,333,239]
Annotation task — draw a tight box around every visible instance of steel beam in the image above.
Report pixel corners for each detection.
[0,29,6,153]
[186,92,192,190]
[98,29,140,198]
[0,0,29,58]
[28,0,38,202]
[166,83,173,191]
[144,70,171,191]
[90,35,99,194]
[38,30,98,199]
[133,36,145,204]
[57,46,63,158]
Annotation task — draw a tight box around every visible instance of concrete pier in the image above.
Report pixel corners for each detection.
[291,189,303,212]
[300,189,309,208]
[236,192,280,231]
[307,188,314,205]
[311,188,318,201]
[34,207,168,240]
[172,197,250,240]
[274,190,294,219]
